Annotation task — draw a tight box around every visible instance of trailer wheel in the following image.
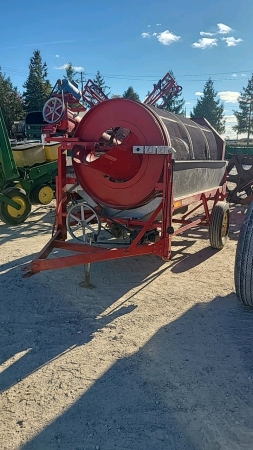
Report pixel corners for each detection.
[234,202,253,306]
[0,187,31,225]
[209,201,230,249]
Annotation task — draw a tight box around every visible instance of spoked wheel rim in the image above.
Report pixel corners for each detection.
[66,202,101,242]
[42,97,65,124]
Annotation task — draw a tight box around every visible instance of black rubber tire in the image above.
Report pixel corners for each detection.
[209,201,230,249]
[0,187,31,225]
[234,202,253,306]
[2,181,15,190]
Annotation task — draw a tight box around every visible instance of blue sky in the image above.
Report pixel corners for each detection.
[1,0,252,137]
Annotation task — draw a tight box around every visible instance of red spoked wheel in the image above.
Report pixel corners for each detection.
[42,97,65,124]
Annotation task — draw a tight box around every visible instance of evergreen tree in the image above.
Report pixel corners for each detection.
[122,86,140,101]
[160,71,185,115]
[64,62,76,82]
[23,50,52,112]
[190,78,225,134]
[0,67,25,134]
[162,91,185,115]
[93,70,110,96]
[233,74,253,143]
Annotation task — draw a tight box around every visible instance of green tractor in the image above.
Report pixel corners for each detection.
[0,107,58,225]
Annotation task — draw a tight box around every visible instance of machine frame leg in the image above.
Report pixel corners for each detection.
[24,150,227,276]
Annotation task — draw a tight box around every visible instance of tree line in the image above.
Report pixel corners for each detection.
[1,49,253,140]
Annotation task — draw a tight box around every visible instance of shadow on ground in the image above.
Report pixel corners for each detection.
[0,250,169,394]
[229,203,248,241]
[20,294,253,450]
[0,205,55,245]
[0,206,241,395]
[1,202,250,449]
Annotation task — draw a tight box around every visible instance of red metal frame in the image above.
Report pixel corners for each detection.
[41,72,182,139]
[144,72,182,108]
[82,79,109,107]
[24,144,227,276]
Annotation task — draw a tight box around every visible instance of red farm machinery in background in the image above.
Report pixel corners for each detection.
[41,78,109,138]
[144,71,182,107]
[40,72,183,138]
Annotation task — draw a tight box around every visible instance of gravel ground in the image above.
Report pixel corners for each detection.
[1,203,253,450]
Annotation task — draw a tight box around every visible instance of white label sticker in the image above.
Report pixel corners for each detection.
[133,146,144,154]
[144,146,157,154]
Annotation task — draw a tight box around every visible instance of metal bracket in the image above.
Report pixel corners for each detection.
[133,146,175,154]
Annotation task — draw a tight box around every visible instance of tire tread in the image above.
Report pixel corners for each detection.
[209,201,230,249]
[235,202,253,306]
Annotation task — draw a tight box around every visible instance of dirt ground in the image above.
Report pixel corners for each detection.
[1,202,253,450]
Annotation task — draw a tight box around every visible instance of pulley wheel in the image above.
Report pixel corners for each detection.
[66,202,101,242]
[42,97,65,124]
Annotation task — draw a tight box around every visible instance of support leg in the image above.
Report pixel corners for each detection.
[79,238,95,288]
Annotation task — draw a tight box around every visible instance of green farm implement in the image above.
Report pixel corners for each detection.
[0,107,57,225]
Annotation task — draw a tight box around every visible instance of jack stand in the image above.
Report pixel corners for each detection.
[79,238,95,288]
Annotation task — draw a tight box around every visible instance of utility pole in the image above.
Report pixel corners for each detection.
[247,98,253,147]
[239,95,253,147]
[80,72,84,92]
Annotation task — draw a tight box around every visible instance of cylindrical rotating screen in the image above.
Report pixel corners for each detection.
[72,99,223,209]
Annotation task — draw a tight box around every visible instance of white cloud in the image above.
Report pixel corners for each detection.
[53,64,84,72]
[148,25,151,27]
[225,114,236,123]
[156,23,161,26]
[195,92,203,96]
[232,73,237,77]
[242,74,247,77]
[192,38,218,49]
[54,63,68,70]
[200,31,215,37]
[218,91,240,103]
[141,28,180,45]
[55,54,60,58]
[199,23,232,38]
[221,36,243,47]
[217,23,232,34]
[73,66,84,72]
[221,125,238,139]
[157,30,180,45]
